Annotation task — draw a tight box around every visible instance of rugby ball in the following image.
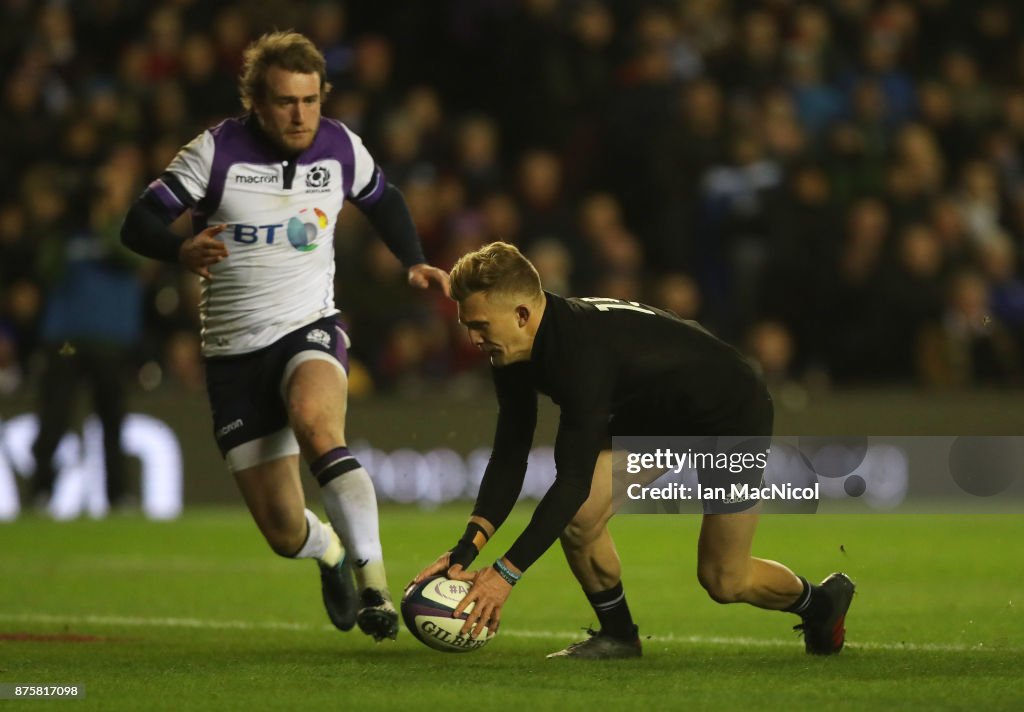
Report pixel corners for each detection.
[401,576,495,652]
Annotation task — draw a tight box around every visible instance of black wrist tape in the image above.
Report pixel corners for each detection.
[448,522,489,569]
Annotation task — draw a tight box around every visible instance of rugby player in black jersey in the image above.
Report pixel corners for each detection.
[414,242,854,659]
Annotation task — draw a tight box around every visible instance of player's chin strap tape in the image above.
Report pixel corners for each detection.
[448,522,489,570]
[492,559,521,586]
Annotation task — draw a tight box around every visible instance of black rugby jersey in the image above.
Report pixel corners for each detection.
[475,291,770,572]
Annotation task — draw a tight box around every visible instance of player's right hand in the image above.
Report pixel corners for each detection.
[179,224,229,279]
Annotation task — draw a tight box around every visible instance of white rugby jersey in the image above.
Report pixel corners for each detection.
[145,115,385,356]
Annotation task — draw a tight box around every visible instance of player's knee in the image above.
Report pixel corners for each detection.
[287,401,344,454]
[697,565,750,604]
[560,519,599,550]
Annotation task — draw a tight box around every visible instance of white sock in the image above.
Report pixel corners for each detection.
[320,467,388,592]
[292,508,343,566]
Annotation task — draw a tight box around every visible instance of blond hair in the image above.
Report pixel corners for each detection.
[450,242,543,302]
[239,31,331,110]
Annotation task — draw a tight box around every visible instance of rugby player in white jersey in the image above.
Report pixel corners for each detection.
[122,31,449,641]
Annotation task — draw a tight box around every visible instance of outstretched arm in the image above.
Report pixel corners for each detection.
[450,356,613,639]
[412,363,536,584]
[449,412,608,638]
[355,180,450,297]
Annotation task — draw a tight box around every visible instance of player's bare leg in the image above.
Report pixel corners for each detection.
[560,451,619,592]
[234,455,307,556]
[697,511,855,654]
[233,454,355,631]
[697,510,803,608]
[549,450,641,659]
[286,357,397,641]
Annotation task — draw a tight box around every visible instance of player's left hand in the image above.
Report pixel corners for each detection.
[407,263,451,298]
[450,564,512,638]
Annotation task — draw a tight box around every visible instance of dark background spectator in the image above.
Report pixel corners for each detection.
[27,149,146,509]
[2,0,1023,398]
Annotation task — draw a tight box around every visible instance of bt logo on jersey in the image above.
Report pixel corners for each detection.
[230,208,329,252]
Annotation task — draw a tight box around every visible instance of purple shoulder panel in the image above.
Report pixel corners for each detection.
[350,166,386,208]
[193,117,276,232]
[303,118,356,196]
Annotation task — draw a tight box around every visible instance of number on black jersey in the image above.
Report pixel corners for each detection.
[579,297,657,315]
[578,296,712,335]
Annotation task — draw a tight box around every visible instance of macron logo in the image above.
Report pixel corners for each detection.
[306,329,330,348]
[235,174,278,184]
[216,419,244,438]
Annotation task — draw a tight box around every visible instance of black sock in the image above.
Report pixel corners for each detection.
[785,576,832,620]
[585,582,637,640]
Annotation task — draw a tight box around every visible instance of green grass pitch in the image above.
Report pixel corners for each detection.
[2,505,1022,710]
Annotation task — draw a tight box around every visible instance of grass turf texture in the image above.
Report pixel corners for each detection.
[1,506,1022,711]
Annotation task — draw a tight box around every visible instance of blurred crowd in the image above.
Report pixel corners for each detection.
[2,0,1024,400]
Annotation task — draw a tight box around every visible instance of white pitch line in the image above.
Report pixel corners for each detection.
[0,613,312,632]
[0,613,1016,654]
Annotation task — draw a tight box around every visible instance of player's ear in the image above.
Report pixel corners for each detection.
[515,304,530,326]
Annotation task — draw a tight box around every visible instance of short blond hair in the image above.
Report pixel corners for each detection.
[239,31,331,110]
[450,242,543,302]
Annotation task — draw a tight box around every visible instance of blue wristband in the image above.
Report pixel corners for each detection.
[492,559,521,586]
